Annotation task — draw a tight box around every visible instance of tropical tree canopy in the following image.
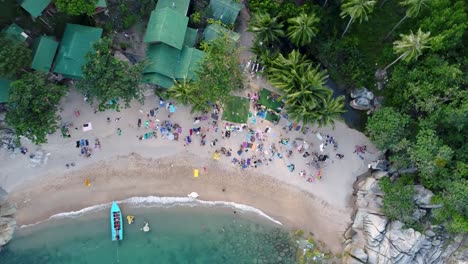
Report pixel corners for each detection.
[167,36,243,113]
[78,37,146,111]
[6,73,66,144]
[393,28,432,62]
[248,13,285,46]
[287,13,320,47]
[55,0,98,16]
[0,34,32,79]
[340,0,376,23]
[268,50,345,127]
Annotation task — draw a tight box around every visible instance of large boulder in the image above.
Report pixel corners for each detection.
[413,185,434,206]
[0,188,16,247]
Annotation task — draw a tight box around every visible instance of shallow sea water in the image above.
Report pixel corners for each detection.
[0,203,297,264]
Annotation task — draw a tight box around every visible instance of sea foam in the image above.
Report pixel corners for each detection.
[20,196,282,228]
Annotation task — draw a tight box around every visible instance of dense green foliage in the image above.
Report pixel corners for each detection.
[6,73,66,144]
[268,50,345,127]
[55,0,98,16]
[78,38,146,111]
[167,36,243,112]
[379,177,417,226]
[0,34,32,78]
[366,107,410,151]
[287,13,320,47]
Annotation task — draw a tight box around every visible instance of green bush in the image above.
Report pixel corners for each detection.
[379,177,417,227]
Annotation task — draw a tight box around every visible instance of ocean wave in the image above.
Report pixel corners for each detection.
[19,196,282,229]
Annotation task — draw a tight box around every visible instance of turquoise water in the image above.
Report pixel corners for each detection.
[0,204,297,263]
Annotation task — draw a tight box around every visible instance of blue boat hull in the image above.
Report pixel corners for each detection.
[111,202,123,241]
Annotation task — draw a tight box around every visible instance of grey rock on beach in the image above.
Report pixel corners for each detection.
[0,187,16,248]
[343,173,465,264]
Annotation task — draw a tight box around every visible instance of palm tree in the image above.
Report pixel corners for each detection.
[312,93,346,128]
[166,79,196,106]
[384,0,427,40]
[340,0,376,38]
[248,13,285,46]
[287,13,320,47]
[383,28,431,71]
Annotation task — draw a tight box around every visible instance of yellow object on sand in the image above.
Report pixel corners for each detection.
[251,143,256,151]
[212,152,220,160]
[127,215,135,224]
[84,179,91,187]
[194,169,199,178]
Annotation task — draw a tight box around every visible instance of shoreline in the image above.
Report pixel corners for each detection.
[8,153,352,254]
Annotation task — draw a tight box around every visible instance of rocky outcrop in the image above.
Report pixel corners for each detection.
[343,171,465,264]
[0,187,16,248]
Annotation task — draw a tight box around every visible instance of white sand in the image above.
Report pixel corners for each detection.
[0,88,379,253]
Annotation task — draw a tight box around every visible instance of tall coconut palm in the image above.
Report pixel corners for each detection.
[340,0,376,38]
[317,93,346,127]
[384,28,431,71]
[248,13,285,46]
[287,13,320,47]
[384,0,427,40]
[166,79,196,106]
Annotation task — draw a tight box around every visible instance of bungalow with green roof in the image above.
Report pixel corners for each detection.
[183,27,199,48]
[2,24,28,42]
[155,0,190,15]
[143,7,189,50]
[203,23,240,43]
[0,79,12,104]
[53,24,103,79]
[175,47,206,80]
[209,0,242,25]
[142,44,206,88]
[20,0,51,18]
[31,36,58,73]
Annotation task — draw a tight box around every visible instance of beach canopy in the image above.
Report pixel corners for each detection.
[31,36,59,73]
[203,24,240,43]
[156,0,190,16]
[209,0,242,25]
[0,79,12,103]
[53,24,103,79]
[143,8,188,49]
[20,0,51,18]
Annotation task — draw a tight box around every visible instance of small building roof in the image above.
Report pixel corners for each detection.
[20,0,51,18]
[143,7,188,50]
[53,24,103,79]
[175,47,206,80]
[2,23,28,42]
[31,36,59,73]
[144,43,181,78]
[142,73,175,88]
[183,28,198,47]
[0,79,12,103]
[96,0,107,8]
[203,24,240,43]
[155,0,190,16]
[209,0,242,25]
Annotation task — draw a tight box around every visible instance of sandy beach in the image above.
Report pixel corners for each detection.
[0,86,379,254]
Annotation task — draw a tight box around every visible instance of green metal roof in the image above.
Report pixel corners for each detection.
[209,0,242,25]
[183,27,198,47]
[96,0,107,8]
[142,73,175,88]
[53,24,103,79]
[0,79,12,103]
[21,0,51,18]
[155,0,190,16]
[203,24,240,42]
[143,7,188,49]
[2,24,27,42]
[175,47,206,80]
[144,43,181,78]
[31,36,59,73]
